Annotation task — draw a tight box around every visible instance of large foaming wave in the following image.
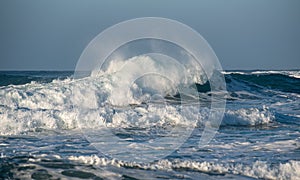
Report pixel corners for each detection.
[2,57,297,136]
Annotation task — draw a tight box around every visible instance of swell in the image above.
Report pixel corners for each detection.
[226,73,300,94]
[0,71,73,86]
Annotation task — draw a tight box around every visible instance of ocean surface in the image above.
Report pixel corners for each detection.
[0,68,300,179]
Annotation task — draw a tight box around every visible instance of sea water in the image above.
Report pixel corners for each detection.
[0,58,299,179]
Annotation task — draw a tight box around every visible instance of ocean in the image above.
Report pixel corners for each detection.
[0,69,299,179]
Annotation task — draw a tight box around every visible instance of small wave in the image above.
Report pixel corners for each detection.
[68,155,300,179]
[222,106,274,126]
[251,70,300,79]
[224,70,300,79]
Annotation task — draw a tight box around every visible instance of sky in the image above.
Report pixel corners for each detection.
[0,0,299,70]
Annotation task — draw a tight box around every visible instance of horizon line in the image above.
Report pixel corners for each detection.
[0,68,299,72]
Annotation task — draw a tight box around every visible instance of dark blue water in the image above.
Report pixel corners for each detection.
[0,70,299,179]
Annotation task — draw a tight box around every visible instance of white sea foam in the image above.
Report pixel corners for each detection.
[0,56,286,135]
[224,70,300,79]
[252,139,300,152]
[251,70,300,79]
[68,155,300,180]
[0,78,273,136]
[222,106,274,126]
[0,55,207,135]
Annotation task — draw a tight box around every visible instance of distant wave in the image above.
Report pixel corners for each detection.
[0,71,73,87]
[223,70,300,79]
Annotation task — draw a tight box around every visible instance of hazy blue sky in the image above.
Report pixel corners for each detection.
[0,0,299,70]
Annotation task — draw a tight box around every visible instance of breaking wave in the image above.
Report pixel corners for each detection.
[68,155,300,180]
[0,62,299,135]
